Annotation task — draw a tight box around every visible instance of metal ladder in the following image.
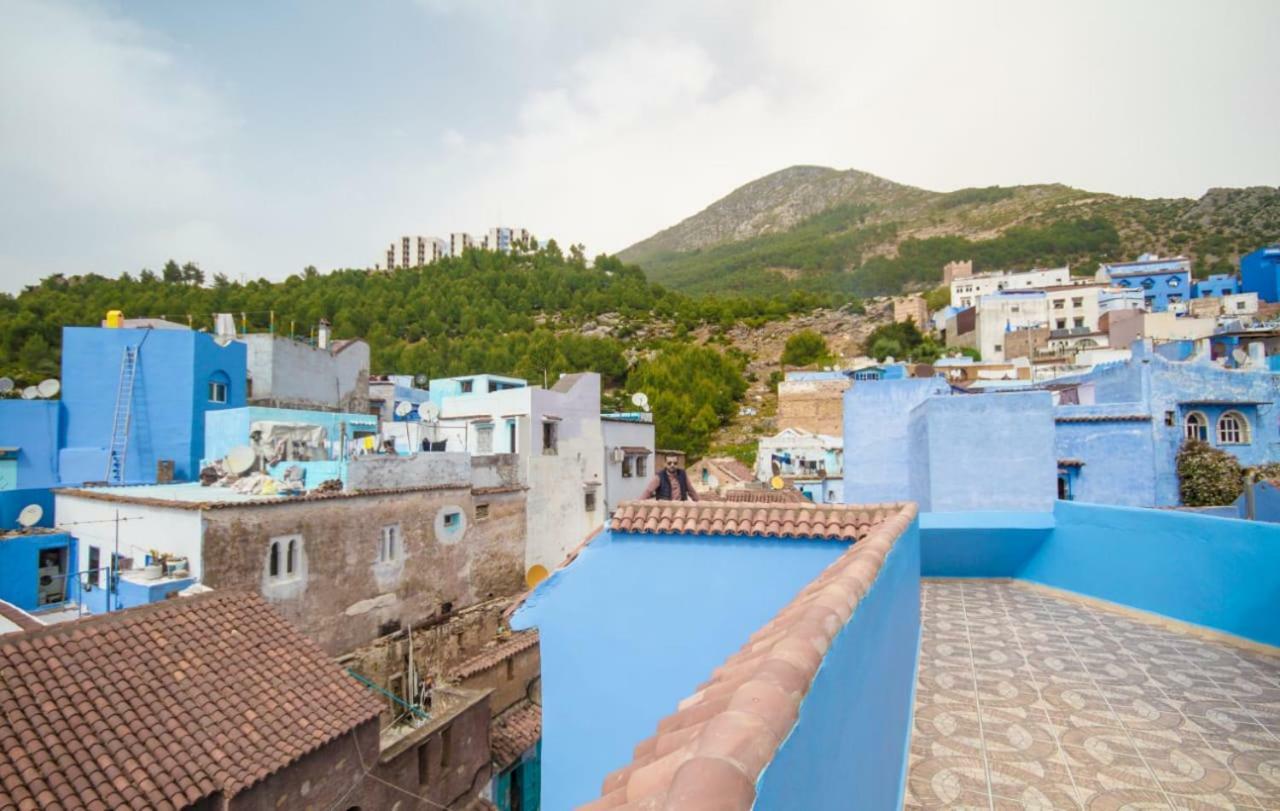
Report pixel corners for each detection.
[105,346,139,484]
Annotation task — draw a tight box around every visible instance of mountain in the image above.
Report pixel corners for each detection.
[620,166,1280,299]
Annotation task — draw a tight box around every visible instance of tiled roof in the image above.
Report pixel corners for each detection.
[610,500,902,543]
[54,481,473,510]
[450,630,539,681]
[490,701,541,770]
[0,592,382,810]
[0,601,41,637]
[720,489,811,504]
[1055,414,1151,423]
[580,502,918,810]
[700,458,755,483]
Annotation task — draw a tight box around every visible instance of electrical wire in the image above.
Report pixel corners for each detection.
[322,727,453,811]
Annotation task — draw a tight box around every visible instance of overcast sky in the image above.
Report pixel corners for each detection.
[1,0,1277,292]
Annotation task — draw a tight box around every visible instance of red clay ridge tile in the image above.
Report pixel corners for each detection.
[576,501,917,811]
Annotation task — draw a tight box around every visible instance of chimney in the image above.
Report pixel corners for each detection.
[317,318,331,350]
[213,313,236,340]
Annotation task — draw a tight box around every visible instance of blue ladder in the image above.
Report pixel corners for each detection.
[105,346,138,484]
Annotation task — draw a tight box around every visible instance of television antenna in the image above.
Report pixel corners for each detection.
[37,379,60,398]
[631,392,650,412]
[17,504,43,528]
[225,445,257,476]
[20,386,38,400]
[0,378,12,395]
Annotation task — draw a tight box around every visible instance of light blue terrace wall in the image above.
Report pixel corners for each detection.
[921,502,1280,647]
[511,531,847,810]
[910,392,1056,512]
[754,520,921,811]
[843,379,950,504]
[1054,415,1157,506]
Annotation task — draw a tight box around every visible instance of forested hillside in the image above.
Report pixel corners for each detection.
[0,245,820,456]
[624,166,1280,298]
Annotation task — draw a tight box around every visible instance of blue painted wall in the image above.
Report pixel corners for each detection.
[511,531,846,810]
[909,392,1056,513]
[1054,413,1156,507]
[921,502,1280,647]
[204,405,375,485]
[0,401,62,490]
[1193,274,1239,299]
[754,520,921,811]
[428,374,526,405]
[59,327,245,483]
[80,572,194,615]
[843,378,950,504]
[0,488,55,531]
[0,531,75,612]
[1240,245,1280,303]
[1104,260,1192,312]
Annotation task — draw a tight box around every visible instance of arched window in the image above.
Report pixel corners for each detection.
[1184,411,1208,442]
[287,539,298,574]
[269,542,280,576]
[1217,411,1250,445]
[208,370,230,404]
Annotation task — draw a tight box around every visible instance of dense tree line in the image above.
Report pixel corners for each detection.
[626,343,748,458]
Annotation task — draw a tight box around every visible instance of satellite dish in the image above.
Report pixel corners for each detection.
[770,475,785,490]
[1232,348,1249,366]
[0,377,12,394]
[414,374,428,387]
[394,401,413,418]
[37,379,60,398]
[20,386,38,400]
[224,445,257,476]
[17,504,43,528]
[417,402,440,423]
[631,392,650,412]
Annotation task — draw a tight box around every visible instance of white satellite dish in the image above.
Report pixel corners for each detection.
[1232,348,1249,366]
[17,504,43,528]
[20,386,38,400]
[631,392,650,412]
[394,401,413,418]
[37,379,60,398]
[417,402,440,423]
[224,445,257,476]
[0,377,12,394]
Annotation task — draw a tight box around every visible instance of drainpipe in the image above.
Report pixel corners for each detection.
[1243,469,1259,521]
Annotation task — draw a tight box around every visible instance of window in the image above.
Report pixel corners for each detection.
[1056,319,1067,330]
[1217,411,1250,445]
[1168,294,1182,304]
[636,455,647,477]
[475,424,494,455]
[1141,278,1155,290]
[621,455,633,478]
[507,419,517,453]
[459,379,473,393]
[87,545,100,587]
[208,380,227,404]
[475,503,489,520]
[585,491,597,512]
[1071,297,1084,308]
[1073,317,1085,328]
[379,524,400,563]
[542,421,558,455]
[1168,277,1181,288]
[1053,299,1065,310]
[505,657,515,681]
[443,511,460,529]
[440,725,452,770]
[994,344,1002,352]
[267,535,302,581]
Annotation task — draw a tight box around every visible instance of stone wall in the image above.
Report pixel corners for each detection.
[777,378,850,435]
[200,487,527,655]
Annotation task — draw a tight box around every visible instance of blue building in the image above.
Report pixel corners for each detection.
[1240,244,1280,303]
[59,326,246,484]
[204,405,378,487]
[427,374,526,405]
[0,529,76,612]
[1099,255,1192,312]
[1193,273,1239,299]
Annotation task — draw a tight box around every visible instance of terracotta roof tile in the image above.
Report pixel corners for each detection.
[720,489,811,504]
[490,701,540,769]
[1054,414,1151,423]
[580,501,918,810]
[610,500,899,543]
[449,630,539,681]
[0,592,382,809]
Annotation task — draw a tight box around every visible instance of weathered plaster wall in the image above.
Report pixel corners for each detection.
[842,379,951,504]
[227,718,381,811]
[777,378,850,435]
[600,420,654,516]
[347,453,471,490]
[241,334,370,412]
[200,488,526,655]
[511,530,847,810]
[909,391,1056,513]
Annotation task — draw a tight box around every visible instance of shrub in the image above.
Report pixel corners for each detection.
[780,330,831,367]
[1176,440,1243,506]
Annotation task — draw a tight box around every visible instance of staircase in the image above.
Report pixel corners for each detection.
[105,346,139,484]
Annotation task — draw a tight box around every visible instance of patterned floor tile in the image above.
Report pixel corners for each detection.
[908,581,1280,810]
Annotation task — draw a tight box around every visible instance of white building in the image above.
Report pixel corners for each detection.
[755,427,844,505]
[976,291,1050,362]
[951,266,1070,309]
[487,227,530,253]
[600,414,655,517]
[240,330,370,412]
[431,372,608,575]
[450,233,475,256]
[384,236,447,269]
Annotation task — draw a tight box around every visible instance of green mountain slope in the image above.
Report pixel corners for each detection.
[621,166,1280,298]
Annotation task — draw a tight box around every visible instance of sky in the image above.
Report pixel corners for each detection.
[1,0,1277,292]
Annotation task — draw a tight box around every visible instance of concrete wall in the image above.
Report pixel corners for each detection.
[511,530,846,810]
[921,502,1280,647]
[347,452,471,491]
[0,401,61,489]
[908,392,1056,513]
[241,334,370,412]
[60,327,245,483]
[754,520,920,811]
[201,487,527,655]
[777,378,850,435]
[601,419,654,516]
[843,378,950,504]
[56,494,205,578]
